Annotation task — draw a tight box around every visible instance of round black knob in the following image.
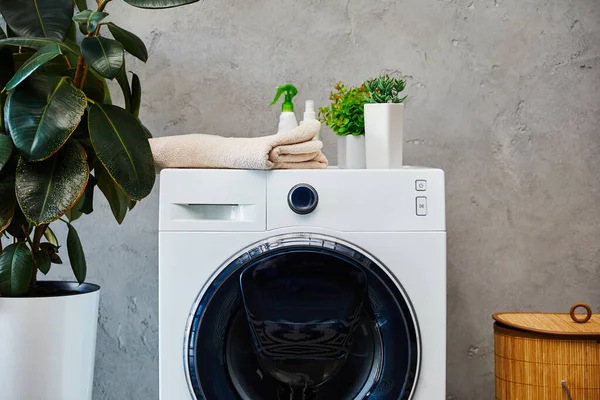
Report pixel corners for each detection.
[288,184,319,215]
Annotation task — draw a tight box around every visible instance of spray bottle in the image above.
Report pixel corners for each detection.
[270,84,299,134]
[300,100,319,140]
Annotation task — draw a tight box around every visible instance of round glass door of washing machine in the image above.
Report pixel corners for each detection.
[185,234,420,400]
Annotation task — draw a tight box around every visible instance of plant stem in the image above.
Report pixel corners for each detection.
[73,55,86,89]
[79,64,89,90]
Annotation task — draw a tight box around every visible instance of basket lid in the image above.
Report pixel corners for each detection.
[493,303,600,337]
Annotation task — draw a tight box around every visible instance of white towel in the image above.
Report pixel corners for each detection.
[150,121,328,170]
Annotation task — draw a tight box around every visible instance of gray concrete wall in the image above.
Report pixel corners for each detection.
[46,0,600,398]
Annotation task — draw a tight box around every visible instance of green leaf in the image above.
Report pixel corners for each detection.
[5,43,63,91]
[0,38,80,55]
[34,251,51,274]
[65,198,83,222]
[88,103,155,200]
[50,253,63,264]
[5,74,87,161]
[123,0,198,9]
[0,27,6,39]
[0,173,16,231]
[74,0,88,11]
[131,73,141,117]
[0,242,33,296]
[5,206,31,238]
[79,174,96,214]
[106,23,148,62]
[15,141,89,225]
[128,200,137,210]
[95,163,128,224]
[141,123,153,139]
[73,10,108,35]
[115,66,132,112]
[81,37,124,80]
[66,21,77,42]
[44,226,59,246]
[0,0,73,40]
[66,223,86,284]
[0,135,13,172]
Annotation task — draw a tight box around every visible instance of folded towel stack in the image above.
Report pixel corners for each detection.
[150,121,328,170]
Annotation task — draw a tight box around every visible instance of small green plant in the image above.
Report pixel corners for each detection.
[318,82,369,136]
[364,74,407,104]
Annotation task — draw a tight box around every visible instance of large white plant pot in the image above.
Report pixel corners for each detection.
[337,135,366,169]
[364,103,404,168]
[0,282,100,400]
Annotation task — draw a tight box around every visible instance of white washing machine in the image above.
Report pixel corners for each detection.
[158,168,446,400]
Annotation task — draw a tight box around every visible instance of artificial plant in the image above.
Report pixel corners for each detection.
[318,82,369,136]
[364,74,407,104]
[0,0,198,297]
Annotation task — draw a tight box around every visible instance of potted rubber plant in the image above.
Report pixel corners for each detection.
[363,74,407,169]
[0,0,197,398]
[318,82,369,169]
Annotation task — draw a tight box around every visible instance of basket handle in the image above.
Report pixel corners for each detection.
[569,303,592,324]
[562,380,573,400]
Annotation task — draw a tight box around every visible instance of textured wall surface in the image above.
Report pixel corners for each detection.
[46,0,600,398]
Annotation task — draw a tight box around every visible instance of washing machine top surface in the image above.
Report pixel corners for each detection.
[158,168,445,233]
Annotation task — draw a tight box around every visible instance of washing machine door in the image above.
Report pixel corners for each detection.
[185,234,420,400]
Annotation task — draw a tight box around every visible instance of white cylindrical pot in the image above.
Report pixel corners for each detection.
[337,135,347,168]
[0,282,100,400]
[364,103,404,169]
[345,135,366,169]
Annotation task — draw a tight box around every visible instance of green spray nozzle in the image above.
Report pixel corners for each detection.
[270,84,298,112]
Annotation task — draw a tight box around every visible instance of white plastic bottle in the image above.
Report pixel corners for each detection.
[300,100,319,140]
[270,84,299,134]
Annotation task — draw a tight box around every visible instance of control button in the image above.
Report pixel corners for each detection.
[415,180,427,191]
[288,184,319,215]
[416,197,427,216]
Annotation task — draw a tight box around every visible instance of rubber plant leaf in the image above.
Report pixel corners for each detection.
[81,36,124,79]
[15,141,89,226]
[5,74,87,161]
[78,174,96,214]
[72,10,108,35]
[74,0,88,11]
[5,43,63,91]
[0,173,16,231]
[0,0,73,40]
[5,206,31,239]
[87,103,155,200]
[66,222,86,284]
[34,251,51,275]
[44,226,59,247]
[0,38,80,55]
[131,72,141,117]
[106,23,148,62]
[123,0,198,9]
[0,242,33,296]
[95,162,129,224]
[0,135,13,172]
[115,66,132,112]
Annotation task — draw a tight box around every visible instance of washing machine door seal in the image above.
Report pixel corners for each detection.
[184,234,421,400]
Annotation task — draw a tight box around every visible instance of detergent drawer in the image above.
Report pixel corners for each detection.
[159,169,267,232]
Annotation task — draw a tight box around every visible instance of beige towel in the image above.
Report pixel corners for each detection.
[150,120,328,170]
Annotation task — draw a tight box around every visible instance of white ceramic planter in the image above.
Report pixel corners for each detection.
[337,135,366,169]
[0,282,100,400]
[364,103,404,169]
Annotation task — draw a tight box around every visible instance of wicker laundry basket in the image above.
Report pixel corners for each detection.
[493,303,600,400]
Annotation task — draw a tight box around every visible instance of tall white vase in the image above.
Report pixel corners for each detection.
[364,103,404,169]
[337,135,366,169]
[0,282,100,400]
